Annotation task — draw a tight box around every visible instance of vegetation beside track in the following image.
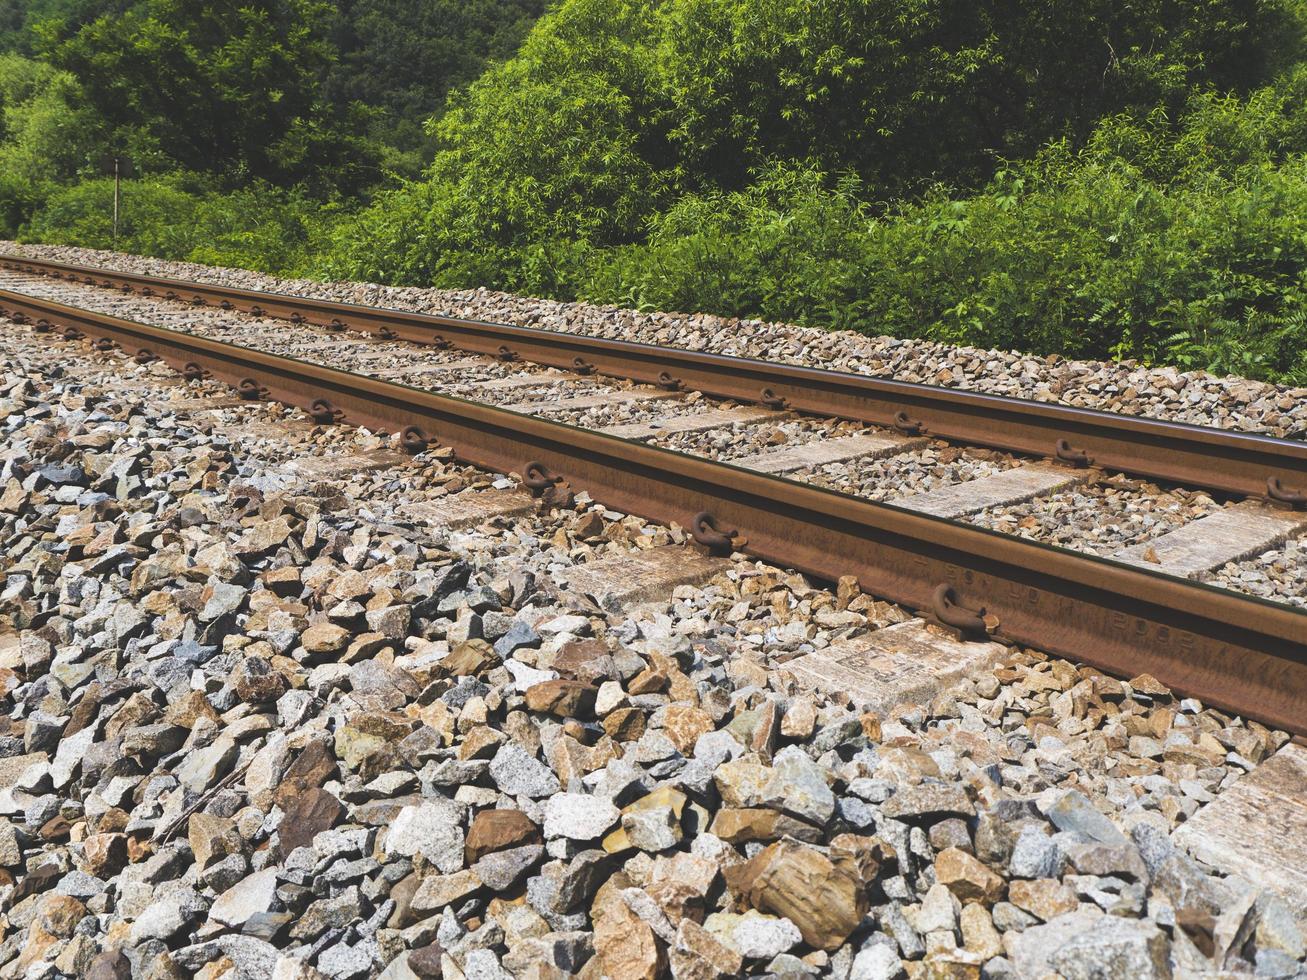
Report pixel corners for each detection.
[5,0,1307,383]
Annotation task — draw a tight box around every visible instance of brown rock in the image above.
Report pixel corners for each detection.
[1007,878,1079,921]
[235,516,292,555]
[570,511,605,539]
[730,841,867,951]
[162,690,221,730]
[670,919,743,979]
[959,904,1003,960]
[457,726,506,761]
[658,704,714,754]
[780,696,817,740]
[104,691,160,738]
[126,836,152,864]
[81,833,129,878]
[604,787,691,854]
[525,679,598,719]
[859,711,882,741]
[17,923,60,974]
[709,808,822,845]
[94,807,130,835]
[344,632,391,664]
[551,639,617,683]
[592,875,665,979]
[39,814,71,842]
[1129,673,1172,699]
[465,809,541,865]
[627,667,667,695]
[38,893,86,937]
[263,566,302,596]
[440,639,498,678]
[278,786,343,854]
[749,701,781,761]
[64,683,106,737]
[274,740,338,808]
[830,833,894,886]
[713,759,771,808]
[301,622,349,656]
[408,943,444,978]
[388,872,422,929]
[935,847,1004,905]
[85,948,132,980]
[231,656,288,703]
[602,707,647,742]
[189,813,243,870]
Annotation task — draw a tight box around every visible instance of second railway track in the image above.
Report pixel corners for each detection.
[0,266,1304,737]
[4,254,1307,502]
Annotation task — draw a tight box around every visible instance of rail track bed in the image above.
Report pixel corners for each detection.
[0,256,1304,731]
[1,273,1305,978]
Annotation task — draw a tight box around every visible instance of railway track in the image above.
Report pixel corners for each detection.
[0,260,1304,737]
[5,254,1306,501]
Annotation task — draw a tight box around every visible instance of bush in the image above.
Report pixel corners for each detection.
[0,53,102,234]
[582,149,1307,384]
[582,165,876,331]
[187,185,341,276]
[22,177,205,256]
[22,177,340,276]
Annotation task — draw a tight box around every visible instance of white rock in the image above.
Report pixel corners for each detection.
[384,800,466,873]
[208,868,279,929]
[731,911,802,959]
[851,943,904,980]
[504,659,558,692]
[543,792,620,841]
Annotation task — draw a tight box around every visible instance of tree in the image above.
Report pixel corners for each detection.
[344,0,1292,292]
[324,0,546,166]
[39,0,379,191]
[0,53,101,231]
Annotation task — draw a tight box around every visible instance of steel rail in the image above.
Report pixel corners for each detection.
[3,287,1305,735]
[4,254,1306,505]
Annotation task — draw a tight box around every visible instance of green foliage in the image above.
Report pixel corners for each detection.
[0,53,102,233]
[10,0,1307,385]
[37,0,380,192]
[23,176,202,255]
[324,0,671,294]
[649,0,1288,194]
[323,0,546,170]
[583,165,877,331]
[22,176,337,275]
[583,144,1307,383]
[329,0,1297,298]
[0,0,119,54]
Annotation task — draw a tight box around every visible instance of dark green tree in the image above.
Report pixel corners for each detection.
[39,0,379,192]
[324,0,546,167]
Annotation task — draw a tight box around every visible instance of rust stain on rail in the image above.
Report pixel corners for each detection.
[3,286,1306,736]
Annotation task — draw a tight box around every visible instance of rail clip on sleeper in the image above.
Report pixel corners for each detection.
[930,584,991,640]
[523,461,574,510]
[691,511,738,553]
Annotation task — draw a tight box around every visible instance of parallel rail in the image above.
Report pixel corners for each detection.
[3,287,1305,736]
[4,254,1307,503]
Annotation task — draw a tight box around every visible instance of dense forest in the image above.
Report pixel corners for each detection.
[3,0,1307,383]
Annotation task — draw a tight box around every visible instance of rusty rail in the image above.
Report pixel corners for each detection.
[3,254,1306,503]
[3,287,1305,736]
